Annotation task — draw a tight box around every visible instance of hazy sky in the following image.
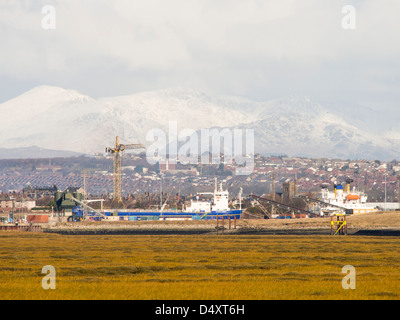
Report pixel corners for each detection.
[1,0,399,114]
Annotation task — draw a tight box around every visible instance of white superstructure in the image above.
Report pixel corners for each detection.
[184,178,232,213]
[184,196,211,213]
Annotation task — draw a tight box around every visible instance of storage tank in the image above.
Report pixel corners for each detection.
[64,192,72,200]
[73,192,83,202]
[55,191,63,211]
[55,191,62,203]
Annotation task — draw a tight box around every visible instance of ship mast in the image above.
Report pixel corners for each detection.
[238,187,243,210]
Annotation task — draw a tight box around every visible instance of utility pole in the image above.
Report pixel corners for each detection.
[9,197,15,223]
[397,175,400,210]
[384,172,387,211]
[160,174,163,209]
[270,172,276,216]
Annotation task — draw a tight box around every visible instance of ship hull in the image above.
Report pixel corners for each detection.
[101,209,242,220]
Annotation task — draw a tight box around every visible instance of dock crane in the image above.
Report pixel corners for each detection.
[106,136,145,207]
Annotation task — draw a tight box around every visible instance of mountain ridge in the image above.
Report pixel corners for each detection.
[0,85,398,161]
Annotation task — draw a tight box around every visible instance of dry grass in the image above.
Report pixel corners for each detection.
[41,211,400,236]
[347,211,400,228]
[0,231,400,300]
[241,211,400,230]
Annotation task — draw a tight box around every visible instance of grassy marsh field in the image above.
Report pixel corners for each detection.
[0,232,400,300]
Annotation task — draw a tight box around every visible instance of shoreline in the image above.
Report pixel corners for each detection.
[3,211,400,236]
[42,223,400,236]
[42,228,400,236]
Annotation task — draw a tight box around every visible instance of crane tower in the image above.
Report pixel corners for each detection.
[106,136,145,207]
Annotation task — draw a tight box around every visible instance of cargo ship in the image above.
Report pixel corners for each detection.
[73,178,242,221]
[317,180,378,215]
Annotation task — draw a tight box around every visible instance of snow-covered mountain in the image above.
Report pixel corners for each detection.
[0,85,398,160]
[0,146,84,159]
